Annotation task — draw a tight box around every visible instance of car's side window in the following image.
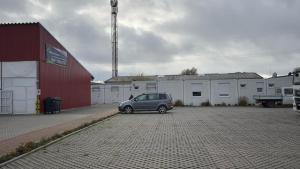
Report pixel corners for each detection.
[148,94,159,100]
[159,94,167,100]
[135,94,147,101]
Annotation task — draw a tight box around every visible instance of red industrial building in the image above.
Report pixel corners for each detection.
[0,22,93,114]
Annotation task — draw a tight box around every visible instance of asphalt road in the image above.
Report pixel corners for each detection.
[1,107,300,169]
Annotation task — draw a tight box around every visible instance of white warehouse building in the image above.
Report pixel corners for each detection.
[91,72,293,106]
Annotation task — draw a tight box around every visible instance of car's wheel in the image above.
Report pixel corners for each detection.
[158,105,167,114]
[124,106,133,114]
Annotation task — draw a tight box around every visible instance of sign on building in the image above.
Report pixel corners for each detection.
[46,45,68,66]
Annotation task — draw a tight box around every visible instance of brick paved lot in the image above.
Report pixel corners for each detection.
[1,107,300,168]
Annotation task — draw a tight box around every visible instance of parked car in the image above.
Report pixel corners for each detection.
[118,93,173,114]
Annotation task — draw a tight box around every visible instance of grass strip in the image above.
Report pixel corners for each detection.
[0,113,117,164]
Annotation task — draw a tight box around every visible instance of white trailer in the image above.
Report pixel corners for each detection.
[293,67,300,112]
[254,87,293,107]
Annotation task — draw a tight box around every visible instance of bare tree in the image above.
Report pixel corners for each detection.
[133,72,151,81]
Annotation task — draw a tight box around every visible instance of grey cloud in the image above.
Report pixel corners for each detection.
[162,0,300,53]
[1,0,300,80]
[0,0,28,13]
[153,0,300,75]
[119,26,177,64]
[85,64,112,82]
[46,16,111,64]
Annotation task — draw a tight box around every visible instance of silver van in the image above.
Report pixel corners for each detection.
[118,93,173,114]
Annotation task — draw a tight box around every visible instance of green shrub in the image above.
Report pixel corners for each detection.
[15,145,26,155]
[238,96,249,106]
[201,100,211,107]
[174,100,184,107]
[0,153,15,163]
[15,141,38,156]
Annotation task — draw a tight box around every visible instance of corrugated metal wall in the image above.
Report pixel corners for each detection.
[38,24,91,111]
[0,24,39,61]
[0,23,92,112]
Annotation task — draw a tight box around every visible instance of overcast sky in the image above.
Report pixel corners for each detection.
[1,0,300,80]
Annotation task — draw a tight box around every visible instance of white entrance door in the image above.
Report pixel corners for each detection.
[111,86,120,103]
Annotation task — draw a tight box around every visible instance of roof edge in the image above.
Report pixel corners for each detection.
[37,23,94,79]
[0,22,39,26]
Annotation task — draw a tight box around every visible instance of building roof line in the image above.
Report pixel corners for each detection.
[266,75,292,79]
[105,72,264,83]
[1,22,94,79]
[0,22,39,26]
[37,22,94,79]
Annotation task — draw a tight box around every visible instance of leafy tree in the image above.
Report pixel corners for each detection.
[136,73,144,77]
[181,67,198,75]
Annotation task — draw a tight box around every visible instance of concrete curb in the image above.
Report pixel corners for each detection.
[0,112,119,167]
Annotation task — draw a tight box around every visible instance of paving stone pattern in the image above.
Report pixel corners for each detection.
[1,107,300,168]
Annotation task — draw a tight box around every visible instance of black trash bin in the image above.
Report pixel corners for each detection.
[44,97,62,114]
[44,97,55,114]
[53,97,62,113]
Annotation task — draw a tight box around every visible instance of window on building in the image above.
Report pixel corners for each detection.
[192,83,202,97]
[146,83,156,91]
[240,84,246,87]
[192,92,201,96]
[92,88,100,92]
[133,83,139,90]
[295,89,300,97]
[218,82,230,85]
[218,83,230,97]
[257,88,263,92]
[219,93,229,97]
[133,84,139,90]
[284,88,293,96]
[148,94,159,100]
[111,86,119,92]
[191,83,203,86]
[268,83,274,87]
[276,88,282,95]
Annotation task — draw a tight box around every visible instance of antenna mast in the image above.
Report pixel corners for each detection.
[111,0,118,77]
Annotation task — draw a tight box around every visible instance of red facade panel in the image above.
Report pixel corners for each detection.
[38,24,92,111]
[0,24,39,61]
[0,23,92,112]
[0,23,91,111]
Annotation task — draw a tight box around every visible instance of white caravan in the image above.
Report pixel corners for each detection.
[293,67,300,112]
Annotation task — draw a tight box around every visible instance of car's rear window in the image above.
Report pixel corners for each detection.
[159,94,167,100]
